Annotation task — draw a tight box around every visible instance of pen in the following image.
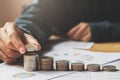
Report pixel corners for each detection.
[101,58,120,65]
[47,72,75,80]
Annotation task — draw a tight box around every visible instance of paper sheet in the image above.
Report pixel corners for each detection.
[45,48,120,65]
[0,63,120,80]
[0,40,120,80]
[52,40,94,49]
[0,63,72,80]
[44,40,120,65]
[50,72,120,80]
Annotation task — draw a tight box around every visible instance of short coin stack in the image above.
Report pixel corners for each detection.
[87,64,100,72]
[71,63,84,71]
[102,65,118,72]
[40,56,53,71]
[55,60,69,71]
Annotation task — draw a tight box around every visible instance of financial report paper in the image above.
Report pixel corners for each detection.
[0,40,120,80]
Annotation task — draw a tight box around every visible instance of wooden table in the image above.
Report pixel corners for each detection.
[91,42,120,52]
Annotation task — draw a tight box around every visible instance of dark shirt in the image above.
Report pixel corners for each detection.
[15,0,120,43]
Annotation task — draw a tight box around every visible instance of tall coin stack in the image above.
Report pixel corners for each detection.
[24,44,39,71]
[40,56,53,71]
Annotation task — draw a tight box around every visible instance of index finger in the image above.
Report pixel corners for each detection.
[5,22,26,54]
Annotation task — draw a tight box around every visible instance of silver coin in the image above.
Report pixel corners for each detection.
[102,65,117,72]
[71,63,84,71]
[40,56,53,70]
[87,64,100,72]
[56,60,69,71]
[40,56,53,64]
[25,44,38,52]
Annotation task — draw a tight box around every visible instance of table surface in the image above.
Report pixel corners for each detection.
[91,42,120,52]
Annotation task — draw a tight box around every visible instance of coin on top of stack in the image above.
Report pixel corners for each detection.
[87,64,100,72]
[40,56,54,71]
[25,44,38,52]
[24,53,37,71]
[102,65,118,72]
[55,60,69,71]
[71,63,85,71]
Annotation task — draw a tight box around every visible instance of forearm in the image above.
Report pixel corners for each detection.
[89,21,120,42]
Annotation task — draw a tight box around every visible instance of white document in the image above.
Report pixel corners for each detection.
[51,72,120,80]
[0,63,120,80]
[0,40,120,80]
[45,40,120,65]
[91,72,120,80]
[45,48,120,65]
[0,63,72,80]
[52,40,94,49]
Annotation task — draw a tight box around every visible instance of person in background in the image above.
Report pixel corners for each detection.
[0,0,120,63]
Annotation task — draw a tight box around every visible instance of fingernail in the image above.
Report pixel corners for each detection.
[19,47,26,54]
[36,45,41,51]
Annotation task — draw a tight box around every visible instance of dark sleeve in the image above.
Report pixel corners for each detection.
[15,0,75,44]
[15,0,53,44]
[89,21,120,42]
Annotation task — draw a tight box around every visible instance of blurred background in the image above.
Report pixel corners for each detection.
[0,0,33,27]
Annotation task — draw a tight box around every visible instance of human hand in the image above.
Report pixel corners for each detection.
[0,22,41,63]
[67,22,91,42]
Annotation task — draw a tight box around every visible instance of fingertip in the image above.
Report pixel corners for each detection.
[37,44,41,51]
[19,47,26,54]
[33,43,41,51]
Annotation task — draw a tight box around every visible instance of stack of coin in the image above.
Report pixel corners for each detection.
[24,53,37,71]
[40,56,53,71]
[71,63,84,71]
[24,44,39,71]
[87,64,100,72]
[102,65,117,72]
[55,60,69,71]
